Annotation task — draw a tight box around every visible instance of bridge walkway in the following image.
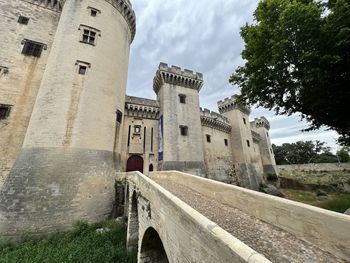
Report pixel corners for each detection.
[153,178,345,263]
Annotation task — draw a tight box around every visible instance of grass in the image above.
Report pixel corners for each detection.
[283,189,350,213]
[0,220,137,263]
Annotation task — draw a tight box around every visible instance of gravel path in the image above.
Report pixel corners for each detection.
[154,178,346,263]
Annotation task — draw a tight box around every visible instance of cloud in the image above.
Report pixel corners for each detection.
[127,0,340,151]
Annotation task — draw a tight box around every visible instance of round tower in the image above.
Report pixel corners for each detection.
[0,0,136,238]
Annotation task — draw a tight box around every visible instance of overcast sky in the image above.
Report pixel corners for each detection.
[126,0,340,151]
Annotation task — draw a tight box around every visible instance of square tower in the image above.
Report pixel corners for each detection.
[153,63,205,175]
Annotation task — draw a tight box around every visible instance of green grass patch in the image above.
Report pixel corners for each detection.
[283,189,350,213]
[321,193,350,213]
[282,189,318,205]
[0,220,137,263]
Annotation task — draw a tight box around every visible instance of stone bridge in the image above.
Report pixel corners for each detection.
[117,171,350,263]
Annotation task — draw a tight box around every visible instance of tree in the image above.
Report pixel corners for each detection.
[272,140,331,164]
[230,0,350,145]
[337,147,350,162]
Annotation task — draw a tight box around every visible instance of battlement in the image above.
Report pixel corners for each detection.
[217,95,251,115]
[26,0,63,11]
[254,117,270,130]
[58,0,136,42]
[200,108,231,133]
[125,96,160,120]
[153,63,204,94]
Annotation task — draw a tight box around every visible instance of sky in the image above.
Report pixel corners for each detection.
[126,0,340,152]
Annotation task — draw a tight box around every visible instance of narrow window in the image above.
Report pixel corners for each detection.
[88,7,101,17]
[135,126,141,133]
[224,139,228,146]
[90,9,97,17]
[247,140,250,147]
[79,65,87,75]
[243,118,247,125]
[75,60,91,75]
[179,94,186,104]
[267,132,269,137]
[22,40,44,57]
[116,110,123,123]
[270,148,273,154]
[149,164,154,172]
[18,16,29,25]
[0,104,12,120]
[143,127,147,152]
[180,126,188,136]
[127,125,131,146]
[151,128,154,152]
[206,134,211,143]
[0,66,9,75]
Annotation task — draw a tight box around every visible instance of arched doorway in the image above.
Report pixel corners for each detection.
[126,155,144,173]
[140,227,169,263]
[149,164,154,172]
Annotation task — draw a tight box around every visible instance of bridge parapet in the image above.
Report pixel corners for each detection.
[118,172,270,263]
[149,171,350,261]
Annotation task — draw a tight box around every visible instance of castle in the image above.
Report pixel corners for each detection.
[0,0,277,238]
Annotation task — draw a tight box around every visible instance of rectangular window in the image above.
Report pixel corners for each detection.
[247,140,250,147]
[18,16,29,25]
[180,126,188,136]
[0,104,12,120]
[179,94,186,104]
[91,9,97,17]
[206,134,211,143]
[22,40,44,57]
[0,66,9,75]
[82,29,96,45]
[88,7,101,17]
[79,65,87,75]
[116,110,123,123]
[243,118,247,125]
[267,132,269,137]
[224,139,228,146]
[135,125,141,133]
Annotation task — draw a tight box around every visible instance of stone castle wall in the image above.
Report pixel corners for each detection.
[0,0,61,186]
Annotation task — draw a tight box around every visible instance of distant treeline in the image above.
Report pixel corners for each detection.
[272,141,349,165]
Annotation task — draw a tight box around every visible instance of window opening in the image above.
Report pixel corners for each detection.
[180,126,188,136]
[79,65,87,75]
[0,104,12,120]
[247,140,250,147]
[22,40,45,57]
[179,94,186,104]
[206,134,211,143]
[116,110,123,123]
[18,16,29,25]
[243,118,247,125]
[224,139,228,146]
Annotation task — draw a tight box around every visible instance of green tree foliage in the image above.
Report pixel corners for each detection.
[272,140,337,164]
[231,0,350,145]
[337,147,350,162]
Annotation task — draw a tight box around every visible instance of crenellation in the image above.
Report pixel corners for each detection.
[217,95,251,115]
[153,62,204,93]
[254,117,270,130]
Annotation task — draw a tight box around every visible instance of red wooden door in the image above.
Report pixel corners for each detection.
[126,155,144,173]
